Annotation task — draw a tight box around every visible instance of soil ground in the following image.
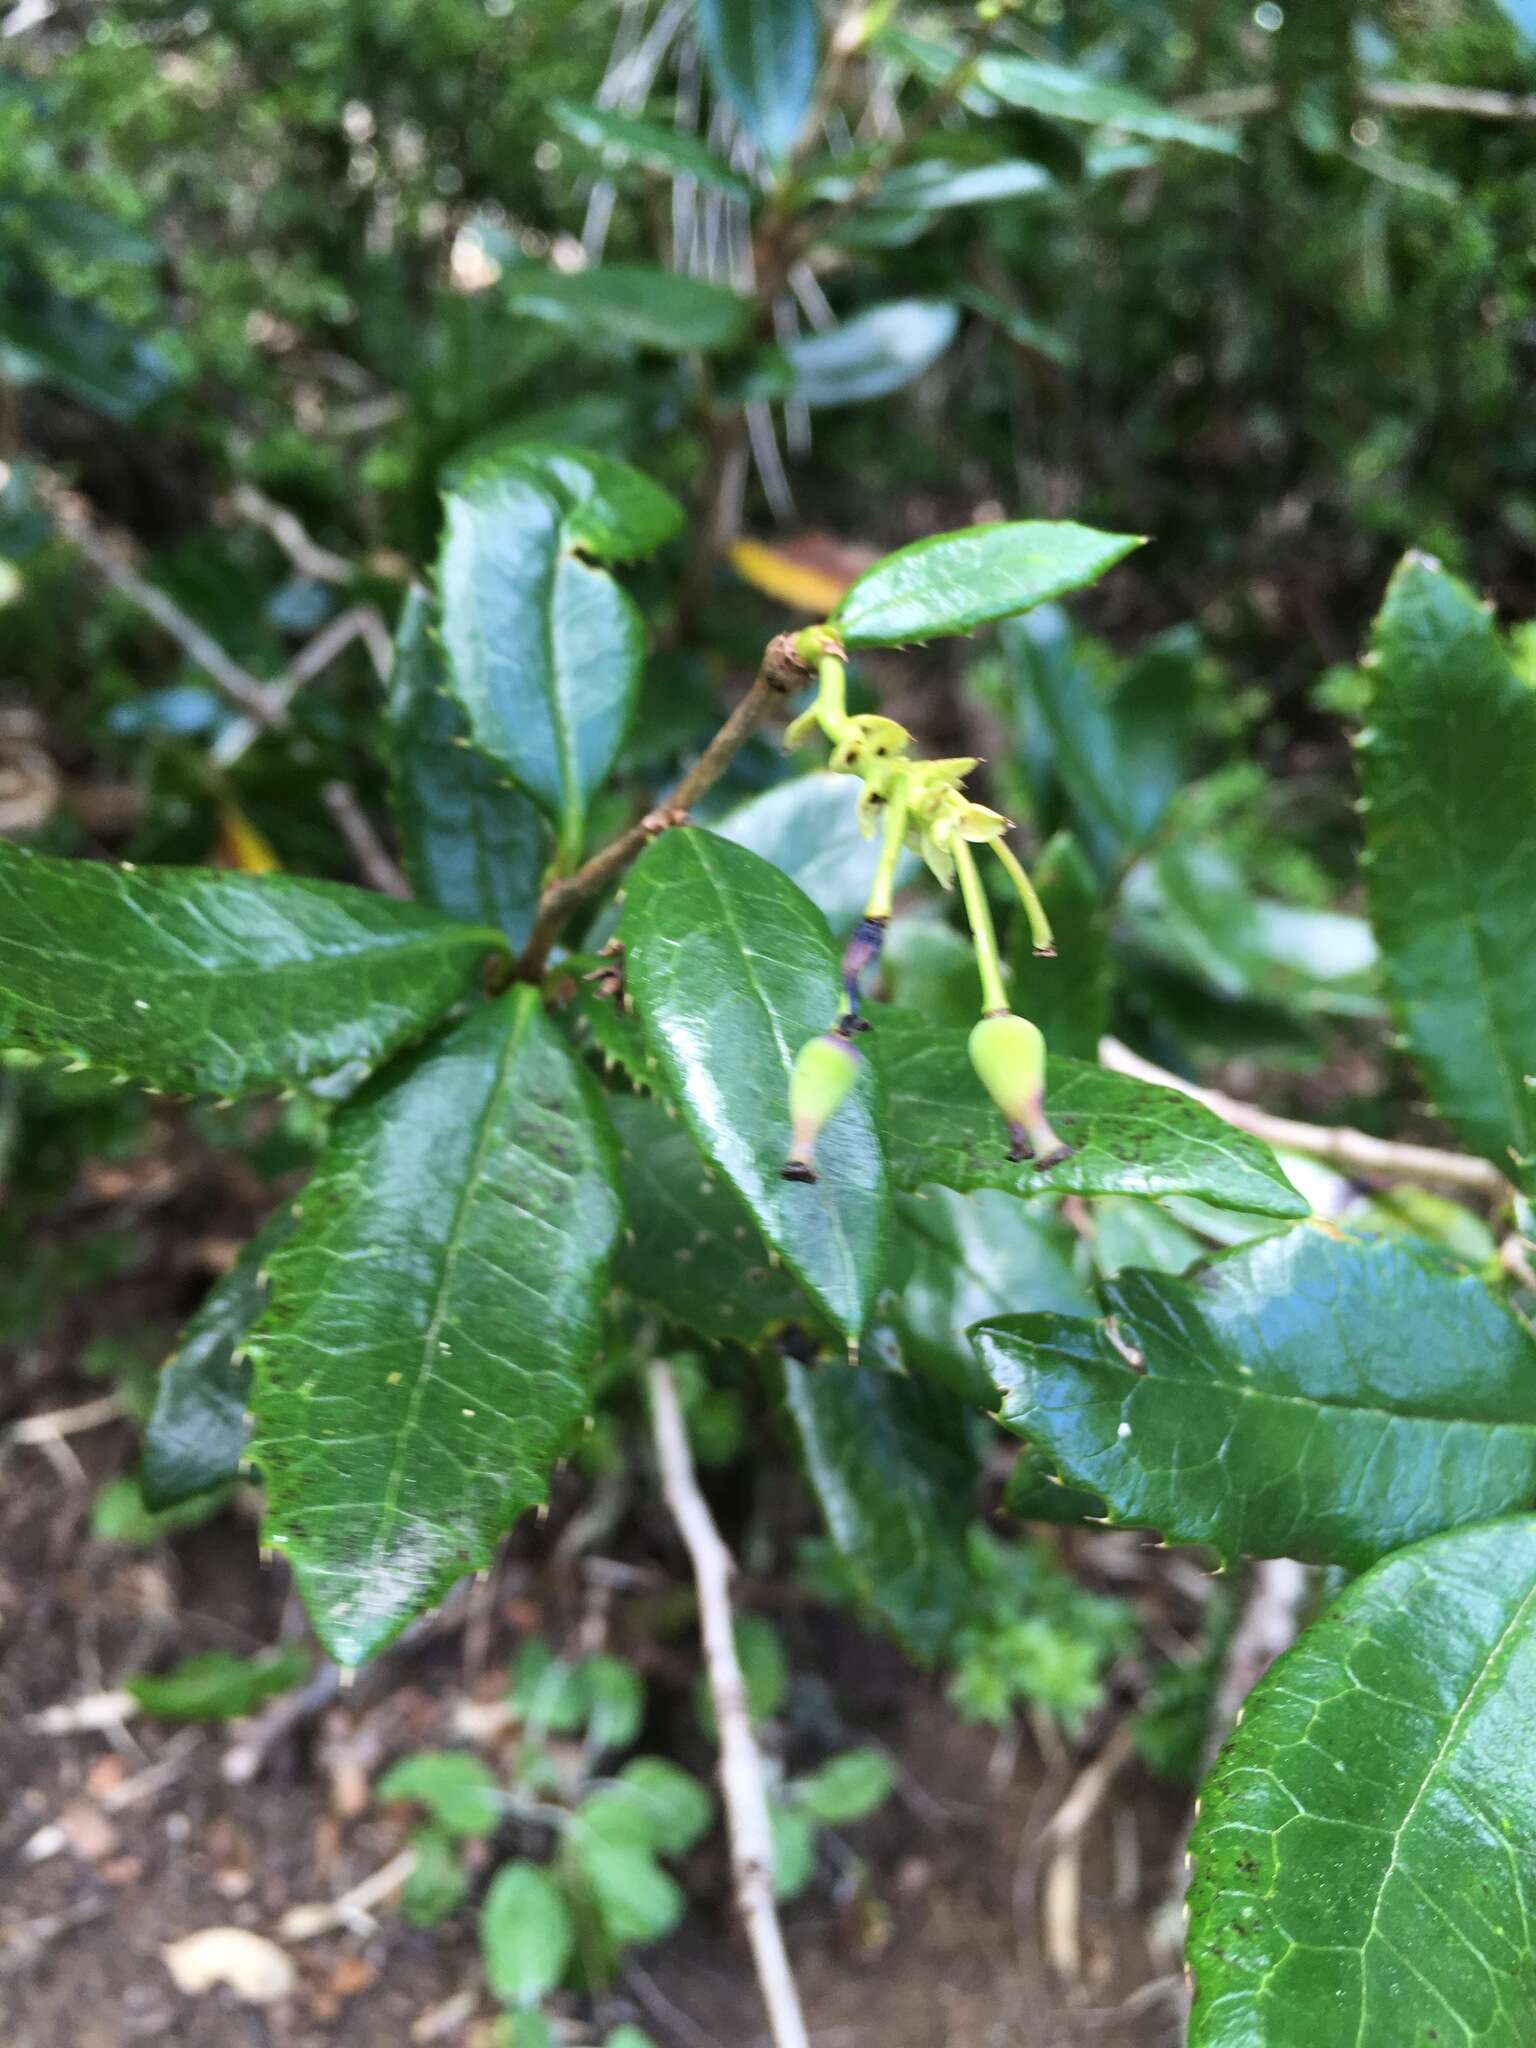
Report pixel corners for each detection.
[0,1417,1191,2048]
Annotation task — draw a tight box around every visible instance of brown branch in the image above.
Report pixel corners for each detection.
[647,1362,811,2048]
[1097,1035,1511,1200]
[518,632,811,977]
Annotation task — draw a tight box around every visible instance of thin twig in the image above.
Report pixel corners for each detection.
[280,1846,418,1941]
[5,1392,126,1447]
[1097,1035,1510,1199]
[647,1362,810,2048]
[321,781,410,898]
[225,483,355,584]
[519,632,811,976]
[1178,80,1536,122]
[34,469,286,728]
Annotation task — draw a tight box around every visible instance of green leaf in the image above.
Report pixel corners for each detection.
[781,301,959,408]
[874,1007,1307,1218]
[834,522,1143,649]
[575,1836,686,1948]
[975,53,1240,155]
[604,2030,659,2048]
[402,1824,470,1925]
[610,1093,829,1349]
[783,1357,975,1660]
[503,264,752,353]
[889,1186,1091,1405]
[508,1640,591,1734]
[769,1802,817,1899]
[710,772,918,938]
[999,609,1160,871]
[977,1227,1536,1570]
[609,1758,714,1856]
[248,990,622,1663]
[1121,842,1379,1020]
[1002,1444,1110,1526]
[582,1654,645,1754]
[695,0,819,161]
[806,147,1054,215]
[1187,1516,1536,2046]
[377,1751,504,1838]
[1,269,179,420]
[620,829,890,1342]
[90,1471,231,1546]
[548,100,752,198]
[388,587,549,950]
[124,1643,312,1722]
[480,1861,574,2007]
[142,1210,291,1509]
[1006,830,1112,1059]
[792,1748,895,1825]
[437,448,683,863]
[1362,552,1536,1179]
[0,843,504,1098]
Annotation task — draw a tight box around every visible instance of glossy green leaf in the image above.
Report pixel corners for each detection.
[142,1208,291,1509]
[503,264,752,353]
[610,1092,829,1348]
[1187,1516,1536,2046]
[783,1357,975,1659]
[792,1748,895,1825]
[378,1751,504,1838]
[0,842,502,1097]
[976,53,1240,155]
[710,771,917,937]
[388,587,549,949]
[480,1861,574,2006]
[1122,842,1379,1020]
[781,300,959,409]
[695,0,818,161]
[248,990,622,1663]
[2,268,179,420]
[977,1227,1536,1570]
[874,1007,1307,1217]
[1000,608,1155,871]
[1362,552,1536,1179]
[1006,830,1112,1059]
[889,1186,1090,1405]
[1003,1444,1110,1526]
[438,448,683,864]
[549,99,752,198]
[808,149,1053,215]
[834,522,1143,649]
[621,829,890,1341]
[124,1643,312,1722]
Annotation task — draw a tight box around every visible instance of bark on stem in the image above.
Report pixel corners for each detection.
[518,632,810,976]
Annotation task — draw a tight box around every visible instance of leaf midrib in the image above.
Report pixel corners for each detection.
[363,993,535,1582]
[1350,1576,1536,2047]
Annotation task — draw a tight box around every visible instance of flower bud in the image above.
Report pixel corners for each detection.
[967,1011,1072,1168]
[781,1030,863,1182]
